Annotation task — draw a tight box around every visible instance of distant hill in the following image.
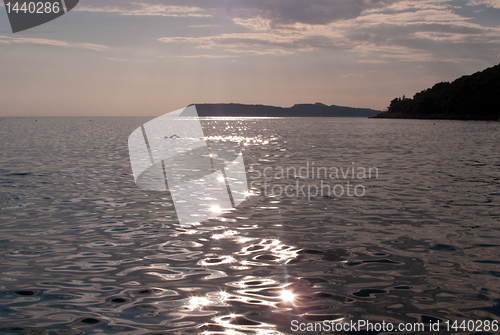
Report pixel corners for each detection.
[189,103,380,117]
[374,63,500,120]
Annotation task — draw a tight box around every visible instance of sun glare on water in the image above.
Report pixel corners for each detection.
[280,290,296,303]
[210,205,221,213]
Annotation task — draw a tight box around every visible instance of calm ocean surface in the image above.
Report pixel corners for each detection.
[0,117,499,334]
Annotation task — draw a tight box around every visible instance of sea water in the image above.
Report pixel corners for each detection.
[0,117,498,334]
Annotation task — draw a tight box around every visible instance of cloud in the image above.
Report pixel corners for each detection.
[75,0,398,24]
[76,2,211,17]
[158,0,500,63]
[221,0,400,26]
[364,0,454,13]
[70,0,500,25]
[70,0,499,63]
[159,31,336,53]
[76,43,109,51]
[178,54,238,58]
[358,59,389,63]
[467,0,500,8]
[0,36,108,51]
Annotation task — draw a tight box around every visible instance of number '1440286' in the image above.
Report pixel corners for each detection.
[6,2,60,14]
[445,320,498,332]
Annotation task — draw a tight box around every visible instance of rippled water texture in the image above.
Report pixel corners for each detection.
[0,117,499,334]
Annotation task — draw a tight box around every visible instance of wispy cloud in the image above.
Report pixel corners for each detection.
[105,57,128,61]
[157,0,500,62]
[0,36,108,51]
[73,0,396,23]
[159,31,327,55]
[358,59,389,64]
[76,2,211,17]
[178,54,238,58]
[18,0,494,63]
[467,0,500,8]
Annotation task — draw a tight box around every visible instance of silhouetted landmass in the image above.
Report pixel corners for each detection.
[190,103,380,117]
[374,63,500,120]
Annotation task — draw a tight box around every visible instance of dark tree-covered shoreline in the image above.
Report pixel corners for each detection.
[374,63,500,120]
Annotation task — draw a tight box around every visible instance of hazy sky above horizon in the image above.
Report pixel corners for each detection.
[1,0,499,116]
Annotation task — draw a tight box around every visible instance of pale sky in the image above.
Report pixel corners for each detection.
[1,0,499,116]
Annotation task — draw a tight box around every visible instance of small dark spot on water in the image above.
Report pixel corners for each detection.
[199,324,226,332]
[483,302,500,317]
[111,297,128,303]
[227,316,260,326]
[205,257,223,263]
[394,286,411,290]
[475,260,500,264]
[245,280,263,286]
[255,254,278,261]
[246,245,265,251]
[431,244,457,252]
[80,318,100,325]
[287,257,301,264]
[363,259,400,264]
[302,249,322,254]
[14,290,37,296]
[353,289,386,298]
[322,249,349,261]
[322,195,336,199]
